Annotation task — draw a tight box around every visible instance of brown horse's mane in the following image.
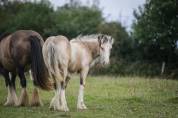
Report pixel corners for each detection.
[0,32,10,41]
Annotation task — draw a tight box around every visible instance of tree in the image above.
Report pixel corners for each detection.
[132,0,178,63]
[0,0,54,37]
[51,4,103,38]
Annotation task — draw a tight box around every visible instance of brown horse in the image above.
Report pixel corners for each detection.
[0,30,51,107]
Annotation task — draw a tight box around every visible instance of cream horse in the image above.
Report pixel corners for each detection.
[42,34,114,111]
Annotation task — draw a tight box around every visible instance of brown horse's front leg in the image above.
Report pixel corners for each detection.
[17,88,29,106]
[30,87,43,106]
[16,67,29,106]
[3,72,18,106]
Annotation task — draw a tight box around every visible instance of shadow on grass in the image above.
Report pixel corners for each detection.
[59,114,71,118]
[166,97,178,104]
[123,96,146,103]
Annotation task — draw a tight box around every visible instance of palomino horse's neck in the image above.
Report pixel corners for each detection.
[81,41,100,59]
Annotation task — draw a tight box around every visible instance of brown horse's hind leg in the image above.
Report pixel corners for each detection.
[4,86,18,106]
[16,67,29,106]
[17,88,29,106]
[0,68,18,106]
[4,73,18,106]
[30,87,43,107]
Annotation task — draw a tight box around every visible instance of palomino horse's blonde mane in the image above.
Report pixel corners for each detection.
[71,34,101,42]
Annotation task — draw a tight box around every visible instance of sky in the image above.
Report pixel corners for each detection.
[50,0,146,31]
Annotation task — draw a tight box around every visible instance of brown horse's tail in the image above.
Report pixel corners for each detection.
[30,36,52,90]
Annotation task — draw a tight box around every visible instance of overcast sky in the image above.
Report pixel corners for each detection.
[50,0,146,31]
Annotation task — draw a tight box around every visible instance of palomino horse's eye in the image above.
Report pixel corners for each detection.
[101,47,104,51]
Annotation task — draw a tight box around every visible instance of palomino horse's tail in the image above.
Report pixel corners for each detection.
[30,36,52,90]
[45,42,63,82]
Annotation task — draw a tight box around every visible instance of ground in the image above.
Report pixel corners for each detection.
[0,75,178,118]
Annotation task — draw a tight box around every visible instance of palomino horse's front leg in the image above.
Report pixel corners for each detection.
[77,67,89,110]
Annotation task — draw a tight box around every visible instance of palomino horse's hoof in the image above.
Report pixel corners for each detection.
[59,106,69,112]
[49,105,61,111]
[77,104,88,110]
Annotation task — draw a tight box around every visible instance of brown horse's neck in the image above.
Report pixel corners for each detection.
[82,41,100,59]
[0,32,10,42]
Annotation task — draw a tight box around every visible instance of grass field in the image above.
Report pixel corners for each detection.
[0,75,178,118]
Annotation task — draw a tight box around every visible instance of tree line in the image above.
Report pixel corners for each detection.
[0,0,177,78]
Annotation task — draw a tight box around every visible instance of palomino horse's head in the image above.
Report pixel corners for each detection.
[98,34,114,65]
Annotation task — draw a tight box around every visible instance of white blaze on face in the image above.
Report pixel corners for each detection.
[100,37,113,65]
[100,41,112,65]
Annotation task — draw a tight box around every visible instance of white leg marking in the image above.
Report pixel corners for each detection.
[17,88,29,106]
[4,86,18,106]
[11,87,18,106]
[60,89,69,111]
[29,70,33,80]
[77,85,87,110]
[49,88,61,111]
[30,88,43,106]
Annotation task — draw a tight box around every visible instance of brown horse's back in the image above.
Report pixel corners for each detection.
[0,30,43,72]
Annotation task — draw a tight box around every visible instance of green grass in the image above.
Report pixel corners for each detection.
[0,75,178,118]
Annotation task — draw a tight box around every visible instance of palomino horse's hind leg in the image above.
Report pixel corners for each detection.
[50,68,69,111]
[29,70,43,107]
[59,81,69,112]
[17,67,29,106]
[65,75,71,88]
[77,67,89,110]
[59,68,69,112]
[49,77,61,111]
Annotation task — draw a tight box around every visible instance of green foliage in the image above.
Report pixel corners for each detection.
[0,0,54,37]
[51,6,103,38]
[132,0,178,62]
[0,0,132,76]
[0,0,177,77]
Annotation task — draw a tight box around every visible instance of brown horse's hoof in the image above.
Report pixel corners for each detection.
[30,88,43,107]
[17,88,29,107]
[30,100,43,107]
[4,101,15,106]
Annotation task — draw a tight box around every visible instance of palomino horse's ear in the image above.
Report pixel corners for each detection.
[98,34,104,45]
[110,37,114,45]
